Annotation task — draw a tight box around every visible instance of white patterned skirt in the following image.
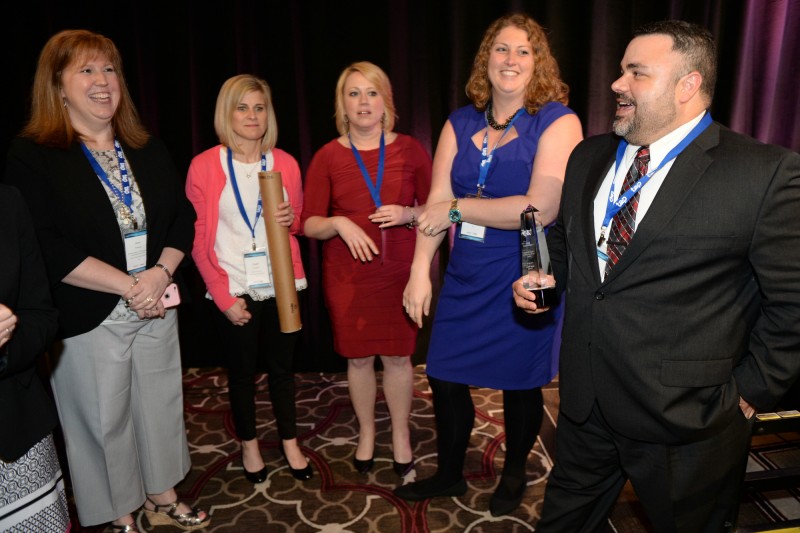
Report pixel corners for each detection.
[0,434,70,533]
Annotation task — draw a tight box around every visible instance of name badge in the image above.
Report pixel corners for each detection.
[459,192,487,243]
[596,241,610,262]
[460,222,486,242]
[244,249,272,288]
[124,230,147,273]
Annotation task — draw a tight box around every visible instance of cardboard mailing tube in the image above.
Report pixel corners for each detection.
[258,171,302,333]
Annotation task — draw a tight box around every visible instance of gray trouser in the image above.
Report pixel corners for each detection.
[51,311,190,526]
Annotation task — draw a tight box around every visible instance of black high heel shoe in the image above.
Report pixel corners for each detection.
[393,459,415,477]
[353,455,375,474]
[242,462,268,484]
[280,443,313,481]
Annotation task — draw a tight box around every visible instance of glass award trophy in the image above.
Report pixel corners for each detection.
[520,205,556,308]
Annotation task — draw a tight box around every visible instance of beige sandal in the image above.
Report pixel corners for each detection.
[143,496,210,531]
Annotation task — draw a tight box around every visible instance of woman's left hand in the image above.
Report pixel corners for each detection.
[368,204,408,229]
[274,201,294,228]
[123,267,170,315]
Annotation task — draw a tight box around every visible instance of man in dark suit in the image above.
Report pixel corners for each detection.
[513,20,800,532]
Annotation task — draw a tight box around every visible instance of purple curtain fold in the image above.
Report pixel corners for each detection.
[730,0,800,151]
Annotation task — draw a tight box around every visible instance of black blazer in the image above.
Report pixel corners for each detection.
[0,185,59,461]
[549,122,800,444]
[5,136,195,338]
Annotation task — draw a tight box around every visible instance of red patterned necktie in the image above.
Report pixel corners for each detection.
[604,146,650,276]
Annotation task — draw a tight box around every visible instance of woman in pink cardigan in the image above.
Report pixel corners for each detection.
[186,74,311,483]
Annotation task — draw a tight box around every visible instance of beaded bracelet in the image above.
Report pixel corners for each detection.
[125,274,140,308]
[155,263,173,282]
[405,206,416,229]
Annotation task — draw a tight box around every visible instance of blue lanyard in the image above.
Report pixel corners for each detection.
[597,112,713,247]
[349,131,385,208]
[227,148,266,249]
[81,137,134,215]
[477,108,524,196]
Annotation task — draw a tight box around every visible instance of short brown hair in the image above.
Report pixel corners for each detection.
[465,13,569,114]
[633,20,717,104]
[22,29,148,149]
[214,74,278,154]
[334,61,396,136]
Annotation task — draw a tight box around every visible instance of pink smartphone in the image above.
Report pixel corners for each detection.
[160,283,181,308]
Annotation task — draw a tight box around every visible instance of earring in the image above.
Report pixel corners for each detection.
[343,115,350,133]
[381,113,386,130]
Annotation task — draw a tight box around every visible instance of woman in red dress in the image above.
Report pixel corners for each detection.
[302,61,431,476]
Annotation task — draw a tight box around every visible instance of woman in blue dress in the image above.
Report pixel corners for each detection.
[395,13,583,516]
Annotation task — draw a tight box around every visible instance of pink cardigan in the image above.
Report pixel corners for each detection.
[186,145,306,312]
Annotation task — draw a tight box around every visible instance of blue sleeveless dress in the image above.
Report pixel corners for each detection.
[425,102,574,390]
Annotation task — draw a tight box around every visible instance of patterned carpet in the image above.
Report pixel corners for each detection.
[66,366,799,532]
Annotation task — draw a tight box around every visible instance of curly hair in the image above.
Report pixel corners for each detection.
[22,29,148,149]
[465,13,569,114]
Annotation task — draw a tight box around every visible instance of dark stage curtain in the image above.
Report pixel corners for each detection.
[3,0,798,371]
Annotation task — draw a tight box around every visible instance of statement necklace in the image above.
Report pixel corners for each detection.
[486,102,521,131]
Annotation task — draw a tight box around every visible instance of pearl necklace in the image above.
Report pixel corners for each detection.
[486,102,520,131]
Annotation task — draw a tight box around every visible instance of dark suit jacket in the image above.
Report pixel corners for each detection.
[4,136,195,339]
[549,121,800,444]
[0,185,60,461]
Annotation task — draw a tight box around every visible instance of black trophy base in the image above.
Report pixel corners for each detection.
[527,286,556,309]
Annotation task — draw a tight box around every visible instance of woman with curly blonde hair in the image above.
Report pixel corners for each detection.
[395,13,582,516]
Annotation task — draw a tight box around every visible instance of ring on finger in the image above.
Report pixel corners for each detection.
[145,297,154,303]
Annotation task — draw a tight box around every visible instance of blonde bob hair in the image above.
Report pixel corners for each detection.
[465,13,569,114]
[22,29,148,149]
[214,74,278,153]
[334,61,396,136]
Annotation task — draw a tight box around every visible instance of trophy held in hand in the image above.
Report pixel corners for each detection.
[520,205,556,309]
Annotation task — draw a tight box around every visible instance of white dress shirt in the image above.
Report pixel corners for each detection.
[593,112,707,279]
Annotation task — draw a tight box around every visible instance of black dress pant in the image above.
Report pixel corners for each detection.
[536,402,752,533]
[212,295,299,441]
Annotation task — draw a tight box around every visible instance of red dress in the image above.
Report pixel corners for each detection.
[302,134,431,357]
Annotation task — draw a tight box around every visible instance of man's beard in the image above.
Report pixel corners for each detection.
[612,112,637,139]
[611,93,677,146]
